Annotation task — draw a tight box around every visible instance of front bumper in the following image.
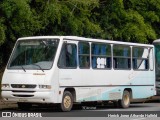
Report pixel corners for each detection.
[1,90,55,103]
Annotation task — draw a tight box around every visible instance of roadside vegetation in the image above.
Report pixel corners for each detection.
[0,0,160,84]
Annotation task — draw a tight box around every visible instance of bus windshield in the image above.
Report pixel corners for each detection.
[8,39,59,70]
[155,44,160,81]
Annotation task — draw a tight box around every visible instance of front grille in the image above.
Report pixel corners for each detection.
[11,84,36,88]
[13,95,34,97]
[12,90,35,93]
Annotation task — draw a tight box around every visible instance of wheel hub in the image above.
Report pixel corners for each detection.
[64,96,71,108]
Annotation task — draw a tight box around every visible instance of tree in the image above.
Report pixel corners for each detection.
[29,0,102,37]
[94,0,158,43]
[1,0,160,66]
[123,0,160,43]
[0,0,102,65]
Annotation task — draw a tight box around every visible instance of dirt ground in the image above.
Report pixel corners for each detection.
[0,98,17,110]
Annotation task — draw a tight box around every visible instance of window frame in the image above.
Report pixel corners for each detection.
[58,42,77,69]
[113,44,131,70]
[132,46,149,71]
[91,42,112,70]
[78,42,90,69]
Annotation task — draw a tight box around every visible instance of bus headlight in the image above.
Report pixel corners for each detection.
[39,85,51,89]
[2,84,10,88]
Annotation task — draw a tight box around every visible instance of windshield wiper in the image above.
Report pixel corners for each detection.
[20,66,26,72]
[32,64,44,72]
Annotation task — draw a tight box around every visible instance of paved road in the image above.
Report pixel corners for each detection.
[1,97,160,111]
[1,102,160,111]
[0,98,160,120]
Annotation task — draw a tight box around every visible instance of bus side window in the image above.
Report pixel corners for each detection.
[58,43,77,68]
[107,57,111,68]
[113,45,131,69]
[91,43,111,69]
[132,47,149,70]
[113,58,117,68]
[78,42,90,68]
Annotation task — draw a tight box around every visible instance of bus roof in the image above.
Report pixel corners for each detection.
[153,39,160,43]
[18,36,154,47]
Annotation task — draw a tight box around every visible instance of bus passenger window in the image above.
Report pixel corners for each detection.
[91,43,111,69]
[78,42,90,68]
[113,45,131,69]
[58,43,77,68]
[132,47,149,70]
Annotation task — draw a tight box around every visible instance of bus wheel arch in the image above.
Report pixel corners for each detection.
[60,88,76,112]
[118,88,132,108]
[124,88,132,100]
[64,88,76,102]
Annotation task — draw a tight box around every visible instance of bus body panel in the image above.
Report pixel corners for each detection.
[59,69,155,102]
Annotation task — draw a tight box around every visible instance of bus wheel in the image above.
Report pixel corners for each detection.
[60,91,73,112]
[118,90,130,108]
[17,102,32,110]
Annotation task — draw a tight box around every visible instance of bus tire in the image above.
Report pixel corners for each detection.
[17,102,32,110]
[60,91,73,112]
[118,90,130,108]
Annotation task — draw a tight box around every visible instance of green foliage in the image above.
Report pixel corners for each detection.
[95,0,158,43]
[0,0,40,40]
[0,25,5,46]
[123,0,160,42]
[0,0,160,66]
[31,0,102,36]
[0,0,102,65]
